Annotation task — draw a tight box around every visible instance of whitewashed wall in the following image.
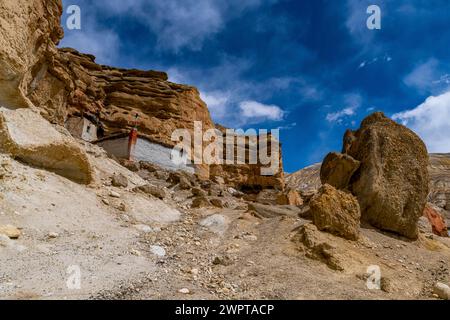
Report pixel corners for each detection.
[134,138,195,173]
[98,137,195,174]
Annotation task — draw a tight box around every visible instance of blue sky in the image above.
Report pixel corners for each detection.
[60,0,450,173]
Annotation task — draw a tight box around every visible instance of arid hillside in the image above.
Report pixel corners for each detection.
[0,0,449,301]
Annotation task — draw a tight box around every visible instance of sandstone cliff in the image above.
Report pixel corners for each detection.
[30,48,215,149]
[0,0,63,109]
[0,0,284,189]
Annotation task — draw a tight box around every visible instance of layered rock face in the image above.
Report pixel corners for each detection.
[0,0,63,109]
[30,48,215,149]
[0,0,284,189]
[428,154,450,225]
[209,132,285,190]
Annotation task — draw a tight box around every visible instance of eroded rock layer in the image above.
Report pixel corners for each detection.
[0,0,284,189]
[30,48,215,149]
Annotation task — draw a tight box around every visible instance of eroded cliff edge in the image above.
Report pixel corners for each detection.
[0,0,284,189]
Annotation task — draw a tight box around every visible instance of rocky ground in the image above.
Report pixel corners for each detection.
[0,0,449,301]
[1,140,449,300]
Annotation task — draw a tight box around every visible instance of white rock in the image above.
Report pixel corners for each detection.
[190,268,199,275]
[150,245,166,257]
[47,232,59,239]
[199,214,229,235]
[109,191,121,198]
[130,249,142,256]
[134,224,153,233]
[178,288,190,294]
[433,282,450,300]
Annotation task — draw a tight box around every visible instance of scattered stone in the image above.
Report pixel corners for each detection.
[293,223,345,271]
[192,187,207,197]
[136,184,167,200]
[178,176,192,190]
[102,198,110,205]
[242,234,258,241]
[0,225,21,239]
[214,176,225,185]
[117,202,127,212]
[213,255,233,266]
[109,191,121,198]
[120,160,140,172]
[276,189,303,206]
[167,171,182,184]
[111,173,128,188]
[178,288,190,294]
[227,187,244,197]
[47,232,59,239]
[155,170,169,180]
[130,249,141,256]
[433,282,450,300]
[210,198,224,208]
[139,161,159,172]
[190,268,199,275]
[192,196,211,208]
[150,245,166,257]
[310,184,361,241]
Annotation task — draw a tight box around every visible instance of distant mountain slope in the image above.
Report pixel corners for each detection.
[285,163,321,194]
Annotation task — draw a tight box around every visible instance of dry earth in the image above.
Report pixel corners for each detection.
[1,140,449,300]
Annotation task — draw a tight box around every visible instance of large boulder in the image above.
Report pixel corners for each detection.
[320,152,360,190]
[346,112,429,239]
[310,184,361,240]
[0,108,93,184]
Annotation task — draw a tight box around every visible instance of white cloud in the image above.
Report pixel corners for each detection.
[167,60,294,126]
[239,100,285,123]
[326,93,362,123]
[326,107,356,122]
[94,0,277,53]
[403,58,439,93]
[59,29,120,65]
[200,91,231,121]
[358,54,392,69]
[60,0,120,65]
[392,90,450,153]
[346,0,379,47]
